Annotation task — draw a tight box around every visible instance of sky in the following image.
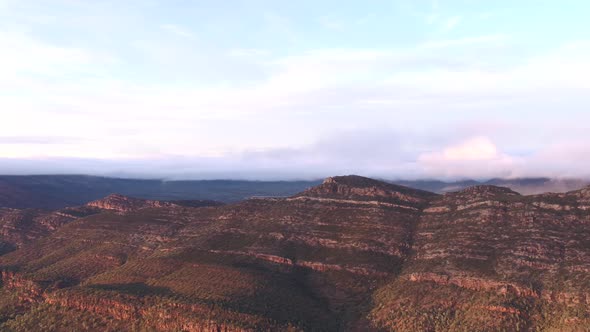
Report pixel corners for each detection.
[0,0,589,180]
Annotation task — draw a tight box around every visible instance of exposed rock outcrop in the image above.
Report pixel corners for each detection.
[296,175,436,209]
[86,194,178,212]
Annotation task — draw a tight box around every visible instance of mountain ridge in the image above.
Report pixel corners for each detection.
[0,175,588,330]
[1,174,590,210]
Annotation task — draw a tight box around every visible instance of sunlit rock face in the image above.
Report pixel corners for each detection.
[296,175,436,209]
[86,194,179,212]
[0,176,589,331]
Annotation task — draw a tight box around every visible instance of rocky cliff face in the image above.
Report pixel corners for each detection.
[86,194,223,213]
[86,194,179,212]
[0,176,589,331]
[371,184,590,331]
[297,175,436,208]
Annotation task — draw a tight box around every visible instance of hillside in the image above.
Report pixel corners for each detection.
[371,185,590,331]
[0,176,588,330]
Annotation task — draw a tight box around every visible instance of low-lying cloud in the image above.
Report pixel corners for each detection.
[2,131,589,181]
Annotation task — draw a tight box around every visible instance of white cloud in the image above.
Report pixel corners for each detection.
[417,137,519,179]
[318,16,344,30]
[522,141,590,178]
[228,48,270,57]
[440,137,499,161]
[420,34,507,49]
[478,12,494,20]
[0,30,112,77]
[160,24,194,38]
[3,35,589,166]
[441,16,461,32]
[426,13,439,24]
[431,0,440,11]
[414,134,590,180]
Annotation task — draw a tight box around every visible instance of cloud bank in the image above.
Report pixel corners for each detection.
[2,133,589,181]
[0,1,589,179]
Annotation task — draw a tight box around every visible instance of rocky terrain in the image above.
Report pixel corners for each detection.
[394,178,590,195]
[371,184,590,331]
[0,206,101,254]
[0,175,588,331]
[86,194,223,212]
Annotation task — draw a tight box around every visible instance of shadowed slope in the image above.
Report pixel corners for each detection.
[371,185,590,331]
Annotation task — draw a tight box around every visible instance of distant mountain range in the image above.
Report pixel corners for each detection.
[394,177,590,195]
[0,175,321,209]
[1,175,588,210]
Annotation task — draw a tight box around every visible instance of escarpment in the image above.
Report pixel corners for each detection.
[296,175,436,209]
[0,175,589,331]
[371,184,590,331]
[86,194,180,212]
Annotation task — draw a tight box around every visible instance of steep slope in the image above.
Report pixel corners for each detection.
[0,206,101,255]
[298,175,436,208]
[0,176,434,331]
[371,185,590,331]
[86,194,182,212]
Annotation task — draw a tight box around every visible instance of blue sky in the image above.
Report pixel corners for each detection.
[1,0,589,179]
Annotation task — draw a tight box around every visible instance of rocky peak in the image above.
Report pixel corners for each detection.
[428,185,521,208]
[297,175,437,208]
[86,194,177,212]
[452,185,520,197]
[322,175,382,187]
